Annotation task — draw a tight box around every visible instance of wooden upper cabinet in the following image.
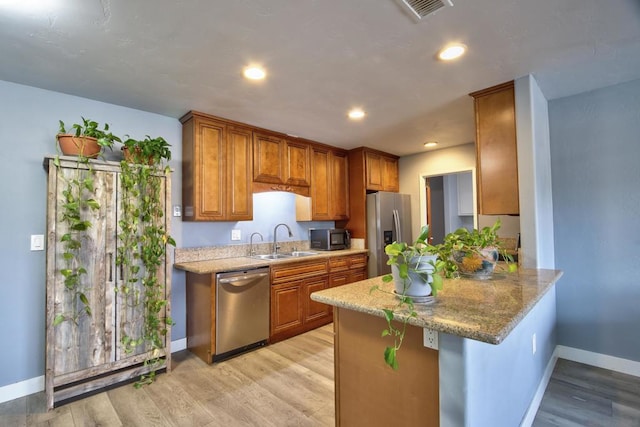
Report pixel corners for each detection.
[284,140,311,187]
[253,131,284,184]
[365,150,399,192]
[226,125,254,220]
[330,150,349,219]
[181,112,253,221]
[310,146,349,221]
[253,133,311,187]
[470,81,519,215]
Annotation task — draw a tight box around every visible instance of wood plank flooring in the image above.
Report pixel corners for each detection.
[533,358,640,427]
[0,325,335,427]
[2,326,640,426]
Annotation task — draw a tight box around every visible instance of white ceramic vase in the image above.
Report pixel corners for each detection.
[390,254,437,297]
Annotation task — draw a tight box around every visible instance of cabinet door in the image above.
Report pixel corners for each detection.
[349,269,368,283]
[47,166,117,377]
[330,151,350,219]
[195,118,226,220]
[329,272,350,288]
[253,132,284,184]
[311,148,331,220]
[365,151,383,191]
[382,156,399,192]
[284,140,311,187]
[271,283,303,337]
[303,277,330,323]
[227,125,253,220]
[115,173,170,360]
[472,81,519,215]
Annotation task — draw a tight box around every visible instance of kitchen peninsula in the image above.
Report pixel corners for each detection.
[311,268,563,427]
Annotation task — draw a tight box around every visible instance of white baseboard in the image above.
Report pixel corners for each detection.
[557,345,640,378]
[0,338,188,404]
[171,338,187,352]
[520,347,559,427]
[0,375,43,405]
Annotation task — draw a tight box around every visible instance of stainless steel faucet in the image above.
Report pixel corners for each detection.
[249,232,264,256]
[273,223,293,254]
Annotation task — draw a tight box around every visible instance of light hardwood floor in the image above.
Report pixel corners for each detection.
[2,326,640,427]
[0,325,335,426]
[533,358,640,427]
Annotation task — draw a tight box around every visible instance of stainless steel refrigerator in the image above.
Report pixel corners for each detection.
[366,191,412,278]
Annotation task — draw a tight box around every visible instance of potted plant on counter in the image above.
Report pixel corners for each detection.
[370,225,445,370]
[434,219,516,280]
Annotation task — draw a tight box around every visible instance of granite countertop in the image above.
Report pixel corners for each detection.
[173,248,369,275]
[311,268,563,345]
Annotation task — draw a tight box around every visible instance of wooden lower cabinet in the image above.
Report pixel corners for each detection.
[270,260,331,343]
[271,282,304,337]
[329,253,368,288]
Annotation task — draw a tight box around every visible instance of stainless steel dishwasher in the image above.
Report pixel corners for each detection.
[215,267,270,362]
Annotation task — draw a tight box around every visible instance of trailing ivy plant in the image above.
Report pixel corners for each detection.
[370,225,444,370]
[116,136,175,388]
[53,118,119,326]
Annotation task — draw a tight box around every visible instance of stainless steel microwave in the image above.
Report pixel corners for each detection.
[309,229,351,251]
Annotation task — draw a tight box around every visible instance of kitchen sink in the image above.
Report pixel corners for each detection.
[248,251,318,260]
[249,254,292,260]
[285,251,318,257]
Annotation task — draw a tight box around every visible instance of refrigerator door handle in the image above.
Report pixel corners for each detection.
[393,209,402,243]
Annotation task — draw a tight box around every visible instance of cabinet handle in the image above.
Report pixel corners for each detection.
[108,253,113,282]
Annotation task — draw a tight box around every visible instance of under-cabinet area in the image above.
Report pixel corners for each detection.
[176,250,367,364]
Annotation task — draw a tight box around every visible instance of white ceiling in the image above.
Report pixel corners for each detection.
[1,0,639,156]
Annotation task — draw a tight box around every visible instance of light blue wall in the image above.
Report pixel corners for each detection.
[181,192,333,248]
[549,78,640,360]
[0,80,183,388]
[0,79,334,391]
[439,287,557,427]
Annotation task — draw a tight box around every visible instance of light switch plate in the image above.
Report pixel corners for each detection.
[172,205,181,217]
[231,229,241,241]
[31,234,45,251]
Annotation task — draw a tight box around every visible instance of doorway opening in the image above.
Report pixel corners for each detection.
[421,169,477,245]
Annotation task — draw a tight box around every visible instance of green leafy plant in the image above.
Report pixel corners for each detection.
[117,146,175,387]
[58,117,121,150]
[122,135,172,165]
[370,225,445,370]
[433,219,515,278]
[53,118,121,326]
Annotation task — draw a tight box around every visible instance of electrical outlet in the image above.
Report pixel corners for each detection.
[30,234,45,251]
[231,229,241,241]
[172,205,181,217]
[423,328,439,350]
[532,333,537,355]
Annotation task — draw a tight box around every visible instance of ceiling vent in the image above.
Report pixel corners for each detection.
[400,0,453,19]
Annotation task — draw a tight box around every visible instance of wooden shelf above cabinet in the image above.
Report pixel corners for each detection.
[470,81,519,215]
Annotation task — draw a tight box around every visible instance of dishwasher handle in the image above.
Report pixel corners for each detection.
[218,272,269,285]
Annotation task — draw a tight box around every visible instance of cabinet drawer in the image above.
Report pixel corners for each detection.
[329,257,349,272]
[349,254,367,270]
[271,260,329,284]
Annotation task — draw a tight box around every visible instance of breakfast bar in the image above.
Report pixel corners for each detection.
[311,268,563,427]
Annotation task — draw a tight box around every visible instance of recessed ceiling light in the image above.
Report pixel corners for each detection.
[424,141,438,148]
[243,66,266,80]
[348,108,366,120]
[437,43,467,61]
